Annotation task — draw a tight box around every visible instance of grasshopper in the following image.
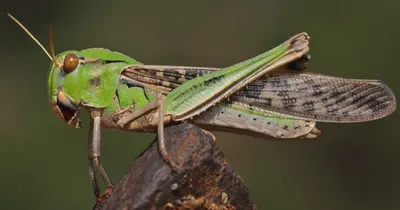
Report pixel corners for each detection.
[8,14,396,200]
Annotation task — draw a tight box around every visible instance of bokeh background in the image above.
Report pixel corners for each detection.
[1,1,399,209]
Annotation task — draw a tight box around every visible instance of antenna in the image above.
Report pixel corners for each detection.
[49,26,56,59]
[7,13,54,61]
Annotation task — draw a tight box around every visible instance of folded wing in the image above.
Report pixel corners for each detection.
[233,72,396,122]
[122,65,396,123]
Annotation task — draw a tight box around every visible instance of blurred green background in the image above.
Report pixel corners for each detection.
[1,1,399,209]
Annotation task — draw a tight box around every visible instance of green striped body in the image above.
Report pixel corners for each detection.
[47,33,395,140]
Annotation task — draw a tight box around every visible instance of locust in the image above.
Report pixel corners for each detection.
[8,14,396,200]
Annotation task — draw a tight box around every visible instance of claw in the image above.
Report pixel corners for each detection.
[200,129,216,142]
[311,127,322,135]
[94,186,114,208]
[304,127,322,139]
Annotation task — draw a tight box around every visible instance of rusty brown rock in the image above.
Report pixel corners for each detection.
[93,123,256,210]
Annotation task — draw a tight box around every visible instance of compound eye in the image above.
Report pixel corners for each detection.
[63,53,79,73]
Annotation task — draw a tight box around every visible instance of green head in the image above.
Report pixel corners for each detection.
[48,48,141,128]
[7,14,141,128]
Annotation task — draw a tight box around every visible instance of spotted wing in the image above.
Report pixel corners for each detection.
[233,72,396,122]
[122,65,396,123]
